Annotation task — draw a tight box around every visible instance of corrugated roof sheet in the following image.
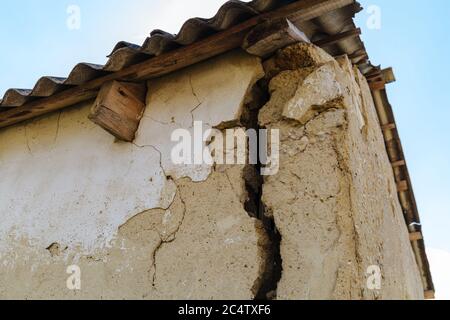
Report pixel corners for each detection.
[0,0,374,109]
[0,0,287,108]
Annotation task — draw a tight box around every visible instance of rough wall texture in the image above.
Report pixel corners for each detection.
[259,43,424,300]
[0,51,268,299]
[0,45,424,300]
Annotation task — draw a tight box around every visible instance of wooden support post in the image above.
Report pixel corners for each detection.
[391,160,406,168]
[366,73,382,81]
[409,232,423,242]
[89,81,146,142]
[313,28,361,47]
[242,18,310,58]
[397,180,409,193]
[348,52,368,63]
[381,67,396,84]
[424,290,435,300]
[381,123,396,131]
[369,80,386,91]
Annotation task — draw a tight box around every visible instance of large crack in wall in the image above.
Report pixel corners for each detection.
[256,43,425,300]
[259,45,367,299]
[227,81,283,300]
[117,50,273,300]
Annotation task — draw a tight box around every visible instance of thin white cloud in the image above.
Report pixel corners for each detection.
[427,248,450,300]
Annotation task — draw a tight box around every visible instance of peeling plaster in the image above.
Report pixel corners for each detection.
[0,104,177,256]
[135,50,264,182]
[0,50,263,257]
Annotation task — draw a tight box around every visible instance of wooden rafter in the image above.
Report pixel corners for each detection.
[242,18,310,58]
[313,27,361,47]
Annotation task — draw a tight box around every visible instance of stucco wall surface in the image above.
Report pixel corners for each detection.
[259,43,424,300]
[0,44,424,300]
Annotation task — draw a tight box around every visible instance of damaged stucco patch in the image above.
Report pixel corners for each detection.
[0,104,177,255]
[282,63,344,124]
[151,166,270,300]
[135,50,264,182]
[116,186,187,298]
[260,77,359,299]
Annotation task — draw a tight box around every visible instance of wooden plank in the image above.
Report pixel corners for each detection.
[348,52,368,61]
[353,55,368,65]
[382,67,396,84]
[397,180,409,193]
[369,77,384,83]
[391,160,406,168]
[313,28,361,47]
[424,290,435,300]
[369,80,385,91]
[381,123,396,131]
[88,81,146,142]
[243,18,310,58]
[409,232,423,242]
[365,69,382,79]
[0,0,354,130]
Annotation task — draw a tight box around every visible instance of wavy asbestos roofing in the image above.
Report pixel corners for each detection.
[0,0,373,109]
[0,0,282,108]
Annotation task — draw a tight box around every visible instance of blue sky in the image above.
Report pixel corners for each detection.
[0,0,449,299]
[356,0,450,250]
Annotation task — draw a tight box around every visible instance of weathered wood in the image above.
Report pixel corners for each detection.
[0,0,354,129]
[313,28,361,47]
[243,18,310,58]
[381,123,396,131]
[353,55,368,65]
[369,80,386,91]
[348,51,368,62]
[365,69,382,79]
[391,160,406,168]
[409,232,423,242]
[424,290,435,300]
[397,180,409,193]
[382,67,396,84]
[88,81,146,142]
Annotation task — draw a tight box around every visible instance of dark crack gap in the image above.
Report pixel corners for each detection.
[240,81,283,301]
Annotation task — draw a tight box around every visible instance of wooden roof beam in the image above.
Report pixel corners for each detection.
[242,18,310,58]
[313,27,361,47]
[409,232,424,242]
[382,67,396,84]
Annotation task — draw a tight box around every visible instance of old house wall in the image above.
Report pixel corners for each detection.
[259,44,424,299]
[0,51,268,299]
[0,45,424,300]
